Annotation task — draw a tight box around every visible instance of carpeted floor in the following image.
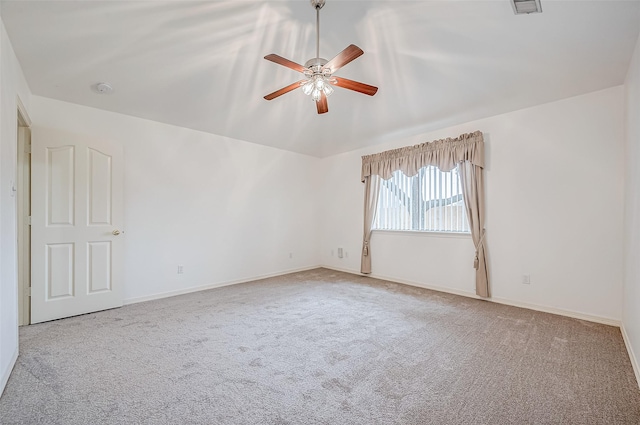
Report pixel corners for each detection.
[1,268,639,424]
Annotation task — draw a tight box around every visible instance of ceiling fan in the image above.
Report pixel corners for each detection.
[263,0,378,114]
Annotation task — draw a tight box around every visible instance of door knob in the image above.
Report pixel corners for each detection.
[112,230,121,236]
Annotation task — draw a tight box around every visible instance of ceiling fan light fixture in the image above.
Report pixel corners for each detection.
[302,81,314,95]
[262,0,378,113]
[303,75,335,101]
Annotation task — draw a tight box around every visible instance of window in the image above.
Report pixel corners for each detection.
[373,166,469,233]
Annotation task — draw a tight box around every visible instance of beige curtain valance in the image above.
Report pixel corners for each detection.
[361,131,484,182]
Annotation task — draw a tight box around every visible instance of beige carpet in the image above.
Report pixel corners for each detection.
[1,268,639,424]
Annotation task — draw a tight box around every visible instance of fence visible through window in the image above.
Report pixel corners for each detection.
[373,166,470,233]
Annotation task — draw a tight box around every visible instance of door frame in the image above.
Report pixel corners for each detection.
[16,96,32,326]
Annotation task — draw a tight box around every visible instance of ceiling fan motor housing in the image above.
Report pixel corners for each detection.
[304,57,329,74]
[310,0,325,9]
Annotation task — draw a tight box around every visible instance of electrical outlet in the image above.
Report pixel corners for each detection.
[522,274,530,285]
[177,265,184,274]
[337,247,343,258]
[289,252,293,259]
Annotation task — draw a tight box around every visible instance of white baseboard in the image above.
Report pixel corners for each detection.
[321,265,480,300]
[123,265,321,306]
[0,348,18,398]
[320,265,621,327]
[490,296,620,327]
[621,323,640,389]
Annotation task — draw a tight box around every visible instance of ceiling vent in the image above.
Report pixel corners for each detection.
[511,0,542,14]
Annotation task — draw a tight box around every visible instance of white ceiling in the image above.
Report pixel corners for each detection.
[2,1,639,157]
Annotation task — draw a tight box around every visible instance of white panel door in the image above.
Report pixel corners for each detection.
[31,127,124,323]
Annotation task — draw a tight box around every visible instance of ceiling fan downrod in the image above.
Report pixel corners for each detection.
[313,0,325,60]
[304,0,329,82]
[305,0,327,71]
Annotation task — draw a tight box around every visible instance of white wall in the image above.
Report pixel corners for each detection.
[30,96,320,303]
[320,87,625,324]
[623,32,640,385]
[0,19,32,395]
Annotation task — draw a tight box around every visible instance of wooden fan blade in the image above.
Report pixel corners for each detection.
[264,81,306,101]
[322,44,364,74]
[264,54,308,73]
[316,92,328,114]
[332,77,378,96]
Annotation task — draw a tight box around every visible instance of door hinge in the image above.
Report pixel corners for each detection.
[27,216,31,225]
[25,143,31,154]
[26,286,32,297]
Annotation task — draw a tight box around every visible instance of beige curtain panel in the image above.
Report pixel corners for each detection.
[361,175,381,274]
[459,161,490,298]
[360,130,490,298]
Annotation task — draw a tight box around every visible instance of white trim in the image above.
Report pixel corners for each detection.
[123,265,321,306]
[0,348,18,397]
[16,95,31,127]
[16,126,31,326]
[320,265,621,327]
[321,265,480,299]
[621,323,640,389]
[373,229,472,239]
[490,296,620,327]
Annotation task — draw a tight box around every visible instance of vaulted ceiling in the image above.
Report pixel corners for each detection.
[2,1,639,157]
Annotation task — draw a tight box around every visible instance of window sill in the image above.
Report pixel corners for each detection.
[372,229,472,239]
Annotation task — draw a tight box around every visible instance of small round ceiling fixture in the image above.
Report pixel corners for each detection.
[93,82,114,94]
